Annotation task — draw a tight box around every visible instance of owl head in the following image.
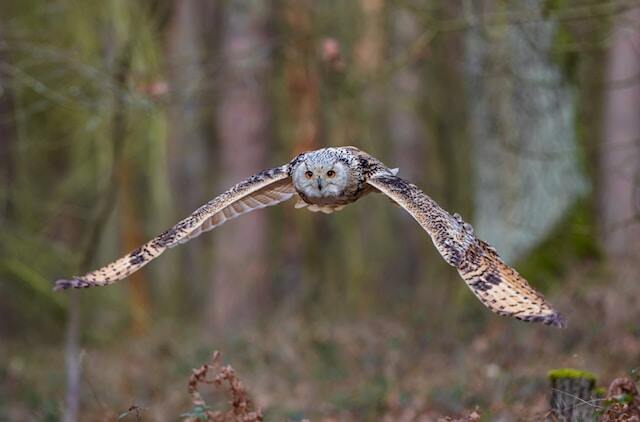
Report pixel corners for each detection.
[291,149,352,199]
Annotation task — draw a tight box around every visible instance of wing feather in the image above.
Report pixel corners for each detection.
[368,174,565,327]
[54,165,294,290]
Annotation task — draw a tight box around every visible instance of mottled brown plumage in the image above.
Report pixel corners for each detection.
[54,147,564,327]
[54,166,294,289]
[368,175,564,327]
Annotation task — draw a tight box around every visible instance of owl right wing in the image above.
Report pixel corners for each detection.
[367,174,565,327]
[54,165,295,290]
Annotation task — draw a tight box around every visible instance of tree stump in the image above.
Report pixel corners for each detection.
[548,368,597,421]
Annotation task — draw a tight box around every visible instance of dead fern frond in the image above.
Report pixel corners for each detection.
[183,351,263,422]
[600,377,640,422]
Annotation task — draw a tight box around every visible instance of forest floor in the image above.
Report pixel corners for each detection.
[2,263,640,421]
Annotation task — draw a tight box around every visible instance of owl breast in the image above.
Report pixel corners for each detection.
[294,197,346,214]
[293,183,376,213]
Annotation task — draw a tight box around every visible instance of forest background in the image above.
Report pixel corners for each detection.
[1,0,640,420]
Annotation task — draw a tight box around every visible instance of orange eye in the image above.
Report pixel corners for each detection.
[305,171,313,178]
[326,170,336,177]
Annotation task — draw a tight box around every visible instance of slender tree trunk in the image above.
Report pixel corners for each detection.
[62,36,132,422]
[355,0,384,78]
[387,5,427,295]
[166,0,210,310]
[283,1,319,153]
[0,37,13,346]
[278,0,320,309]
[208,0,272,332]
[63,291,80,422]
[107,37,151,335]
[119,162,152,335]
[599,8,640,260]
[346,0,386,311]
[0,49,15,221]
[418,3,473,325]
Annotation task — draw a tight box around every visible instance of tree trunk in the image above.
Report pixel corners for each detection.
[119,161,152,335]
[419,2,474,325]
[282,1,319,153]
[548,369,597,421]
[277,0,320,310]
[0,35,13,346]
[0,45,15,221]
[208,0,272,332]
[166,0,211,311]
[465,0,587,262]
[598,7,640,260]
[387,5,428,296]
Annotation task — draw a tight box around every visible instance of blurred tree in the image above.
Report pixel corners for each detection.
[3,0,640,418]
[208,0,273,332]
[599,7,640,260]
[465,0,587,262]
[416,2,474,325]
[386,4,430,302]
[346,0,386,311]
[118,92,152,336]
[0,32,16,340]
[306,2,359,316]
[276,0,320,312]
[386,2,470,325]
[166,0,212,312]
[282,0,319,154]
[0,43,15,221]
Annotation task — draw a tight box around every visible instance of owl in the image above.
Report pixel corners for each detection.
[55,146,565,327]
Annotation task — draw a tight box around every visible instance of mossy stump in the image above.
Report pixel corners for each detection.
[548,368,597,421]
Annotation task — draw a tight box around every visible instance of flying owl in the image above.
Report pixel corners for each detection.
[54,146,565,327]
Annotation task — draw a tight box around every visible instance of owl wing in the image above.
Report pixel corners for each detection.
[367,174,565,327]
[54,166,295,290]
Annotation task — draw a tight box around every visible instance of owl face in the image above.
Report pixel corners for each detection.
[292,152,350,200]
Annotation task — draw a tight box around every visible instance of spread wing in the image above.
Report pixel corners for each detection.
[368,174,565,327]
[54,166,295,290]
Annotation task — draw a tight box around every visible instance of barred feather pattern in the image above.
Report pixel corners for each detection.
[54,146,565,328]
[367,174,565,327]
[54,166,294,290]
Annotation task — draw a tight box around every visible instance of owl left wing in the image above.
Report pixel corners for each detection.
[54,165,294,290]
[367,174,565,327]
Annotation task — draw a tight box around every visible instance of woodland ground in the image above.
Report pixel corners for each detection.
[2,261,639,421]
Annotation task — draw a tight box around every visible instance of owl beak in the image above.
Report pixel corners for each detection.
[316,177,324,191]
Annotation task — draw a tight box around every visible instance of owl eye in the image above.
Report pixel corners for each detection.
[305,171,314,178]
[326,170,336,177]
